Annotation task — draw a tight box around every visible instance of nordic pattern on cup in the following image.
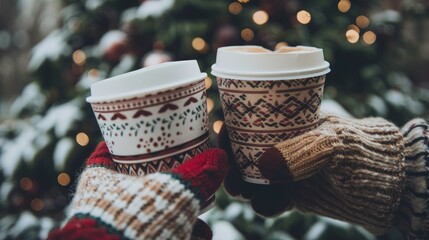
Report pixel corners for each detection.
[90,79,209,167]
[114,137,210,176]
[217,75,325,184]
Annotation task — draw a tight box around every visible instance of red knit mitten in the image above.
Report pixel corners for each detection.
[48,142,227,240]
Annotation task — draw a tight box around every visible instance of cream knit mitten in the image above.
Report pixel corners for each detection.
[48,142,228,240]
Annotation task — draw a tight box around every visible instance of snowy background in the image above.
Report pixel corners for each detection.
[1,0,429,239]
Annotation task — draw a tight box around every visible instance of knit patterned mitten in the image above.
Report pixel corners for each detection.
[223,114,429,238]
[261,115,429,238]
[48,142,227,240]
[259,115,406,235]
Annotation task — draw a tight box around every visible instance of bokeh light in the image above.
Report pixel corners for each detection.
[275,42,288,50]
[347,24,360,33]
[338,0,351,13]
[346,29,360,43]
[192,37,207,52]
[229,2,242,15]
[205,77,212,90]
[57,173,71,186]
[253,10,269,25]
[237,0,250,3]
[241,28,254,41]
[31,198,44,211]
[356,15,370,28]
[296,10,311,24]
[19,177,33,191]
[363,31,377,45]
[207,98,215,113]
[88,68,99,78]
[213,120,224,134]
[72,50,86,65]
[76,132,89,146]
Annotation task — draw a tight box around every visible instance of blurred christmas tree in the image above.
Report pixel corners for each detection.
[0,0,428,239]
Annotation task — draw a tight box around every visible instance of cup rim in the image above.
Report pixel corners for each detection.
[212,63,330,80]
[86,60,207,103]
[211,45,330,80]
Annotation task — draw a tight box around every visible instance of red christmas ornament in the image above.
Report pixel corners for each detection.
[104,41,126,62]
[99,30,128,62]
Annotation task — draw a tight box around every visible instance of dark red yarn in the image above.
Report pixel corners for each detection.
[218,123,296,217]
[47,217,120,240]
[171,148,228,201]
[258,147,294,182]
[191,218,213,240]
[87,141,228,202]
[85,142,116,169]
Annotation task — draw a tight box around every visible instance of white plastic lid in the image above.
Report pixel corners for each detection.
[211,45,330,80]
[87,60,207,102]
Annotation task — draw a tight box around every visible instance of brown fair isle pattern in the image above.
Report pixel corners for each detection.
[267,115,405,235]
[217,76,325,184]
[114,137,210,176]
[70,167,200,240]
[396,119,429,240]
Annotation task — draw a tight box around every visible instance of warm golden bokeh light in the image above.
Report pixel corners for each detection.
[296,10,311,24]
[19,177,33,191]
[213,120,224,134]
[88,68,99,78]
[356,15,370,28]
[58,173,71,186]
[205,77,212,90]
[72,50,86,65]
[76,132,90,146]
[253,10,269,25]
[338,0,351,13]
[241,28,254,41]
[237,0,250,3]
[363,31,377,45]
[192,37,207,52]
[207,98,215,113]
[229,2,242,15]
[31,198,44,211]
[346,29,360,43]
[275,42,288,50]
[347,24,360,33]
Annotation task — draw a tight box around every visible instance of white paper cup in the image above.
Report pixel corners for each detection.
[212,45,330,184]
[87,60,210,176]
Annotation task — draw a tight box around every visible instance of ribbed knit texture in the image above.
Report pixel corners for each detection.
[259,115,405,235]
[395,118,429,239]
[49,142,227,240]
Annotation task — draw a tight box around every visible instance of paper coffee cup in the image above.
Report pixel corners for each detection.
[212,45,330,184]
[87,60,210,176]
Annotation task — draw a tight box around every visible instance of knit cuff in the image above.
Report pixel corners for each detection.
[395,118,429,239]
[259,120,338,182]
[69,167,200,240]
